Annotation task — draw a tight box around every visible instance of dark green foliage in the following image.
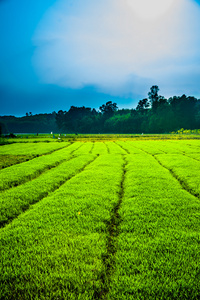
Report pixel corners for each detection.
[0,155,33,169]
[99,101,118,117]
[136,98,150,112]
[0,113,58,134]
[54,87,199,134]
[1,86,200,134]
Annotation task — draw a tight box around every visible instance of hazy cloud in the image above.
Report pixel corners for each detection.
[33,0,200,98]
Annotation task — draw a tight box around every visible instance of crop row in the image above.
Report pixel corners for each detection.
[0,155,34,170]
[155,154,200,198]
[0,142,69,156]
[109,154,200,299]
[1,141,200,299]
[0,154,124,299]
[0,142,87,191]
[0,154,96,227]
[1,139,200,160]
[118,140,200,156]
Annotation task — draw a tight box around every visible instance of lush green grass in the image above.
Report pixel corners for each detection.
[0,139,200,299]
[0,154,96,227]
[0,155,33,169]
[108,153,200,299]
[1,133,200,145]
[0,154,124,299]
[0,142,69,155]
[155,154,200,198]
[0,145,72,191]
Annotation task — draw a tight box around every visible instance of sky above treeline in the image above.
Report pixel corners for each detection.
[1,0,200,116]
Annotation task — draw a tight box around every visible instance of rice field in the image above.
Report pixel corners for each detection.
[0,138,200,299]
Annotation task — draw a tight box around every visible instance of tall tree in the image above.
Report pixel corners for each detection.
[136,98,150,112]
[99,101,118,118]
[148,85,160,110]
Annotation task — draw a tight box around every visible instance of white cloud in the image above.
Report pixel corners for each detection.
[32,0,200,97]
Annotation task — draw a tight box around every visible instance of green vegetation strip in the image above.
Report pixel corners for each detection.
[108,154,200,299]
[155,154,200,198]
[0,154,96,227]
[1,140,200,299]
[0,143,82,191]
[0,155,33,170]
[126,140,200,155]
[92,142,108,155]
[105,142,127,154]
[0,154,124,299]
[72,142,93,155]
[0,142,69,156]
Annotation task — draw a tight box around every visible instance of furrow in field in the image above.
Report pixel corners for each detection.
[104,142,110,154]
[115,141,145,154]
[0,142,82,191]
[126,141,166,155]
[0,142,69,156]
[72,142,93,155]
[98,155,127,299]
[159,141,200,162]
[113,142,130,154]
[89,142,95,154]
[0,155,33,170]
[0,154,124,299]
[108,154,200,299]
[167,140,200,153]
[92,142,108,155]
[0,155,97,228]
[154,154,200,200]
[0,143,71,170]
[183,153,200,162]
[105,142,127,154]
[164,146,200,162]
[127,140,200,155]
[125,141,200,200]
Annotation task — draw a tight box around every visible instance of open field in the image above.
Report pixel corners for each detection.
[0,137,200,299]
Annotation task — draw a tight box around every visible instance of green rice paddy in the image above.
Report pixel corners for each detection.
[0,137,200,299]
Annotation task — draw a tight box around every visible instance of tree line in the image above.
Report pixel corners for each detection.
[55,86,200,133]
[1,86,200,134]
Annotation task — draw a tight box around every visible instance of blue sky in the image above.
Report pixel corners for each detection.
[1,0,200,116]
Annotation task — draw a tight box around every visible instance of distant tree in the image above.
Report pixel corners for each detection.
[99,101,118,118]
[55,110,67,130]
[136,98,150,112]
[25,112,33,117]
[148,85,160,110]
[168,95,197,129]
[195,100,200,128]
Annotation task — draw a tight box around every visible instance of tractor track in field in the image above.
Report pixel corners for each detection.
[96,155,127,299]
[0,155,98,229]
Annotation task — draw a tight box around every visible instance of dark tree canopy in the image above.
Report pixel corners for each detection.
[99,101,118,117]
[1,85,200,134]
[136,98,150,112]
